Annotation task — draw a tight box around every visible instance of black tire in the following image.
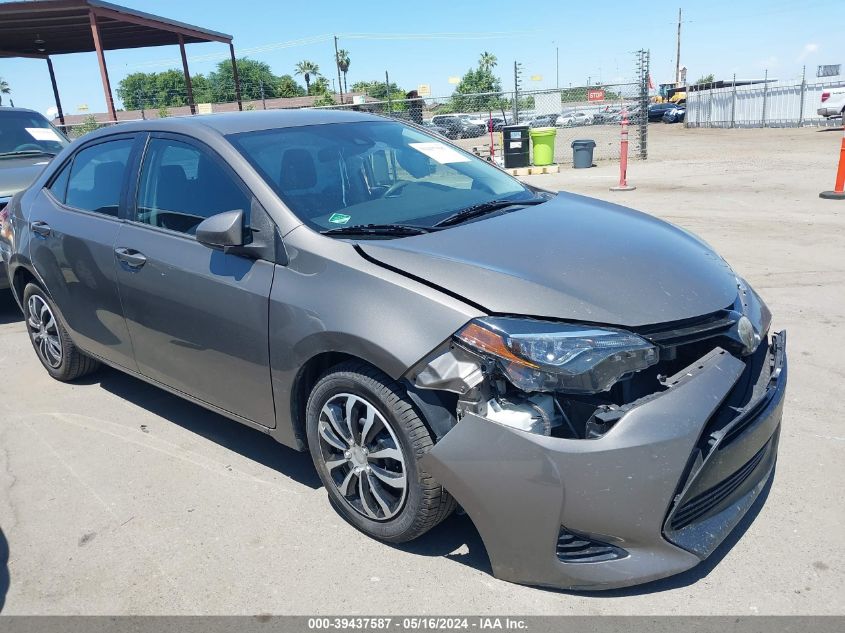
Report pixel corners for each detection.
[305,361,455,543]
[22,282,99,381]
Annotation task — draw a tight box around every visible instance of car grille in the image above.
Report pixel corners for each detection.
[556,527,627,563]
[669,441,768,531]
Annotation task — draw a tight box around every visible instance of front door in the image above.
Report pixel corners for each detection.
[115,133,276,427]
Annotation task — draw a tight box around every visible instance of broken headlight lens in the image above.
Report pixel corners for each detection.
[455,317,658,394]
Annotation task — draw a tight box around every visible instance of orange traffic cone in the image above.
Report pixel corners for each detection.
[820,125,845,200]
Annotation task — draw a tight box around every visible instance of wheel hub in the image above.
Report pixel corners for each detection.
[347,445,369,470]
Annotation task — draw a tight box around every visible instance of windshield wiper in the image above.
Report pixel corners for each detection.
[0,149,58,159]
[320,223,432,237]
[433,196,547,228]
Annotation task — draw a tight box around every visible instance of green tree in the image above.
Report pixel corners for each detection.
[479,51,497,72]
[695,73,715,85]
[311,76,331,95]
[336,49,351,95]
[295,60,320,95]
[208,58,280,101]
[0,77,10,106]
[277,74,306,98]
[449,65,502,112]
[350,80,404,100]
[74,115,101,138]
[313,93,336,107]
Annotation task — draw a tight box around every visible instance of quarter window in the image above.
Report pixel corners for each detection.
[65,138,133,216]
[136,138,250,235]
[48,161,71,203]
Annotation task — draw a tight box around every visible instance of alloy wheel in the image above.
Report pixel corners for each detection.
[317,393,408,521]
[27,294,62,368]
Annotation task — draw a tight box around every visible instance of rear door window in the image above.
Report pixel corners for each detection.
[65,138,133,216]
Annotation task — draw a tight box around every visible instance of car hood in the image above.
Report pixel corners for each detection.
[0,156,52,198]
[358,192,739,327]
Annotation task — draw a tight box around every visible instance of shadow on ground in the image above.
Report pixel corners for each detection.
[0,291,22,325]
[92,368,322,490]
[0,526,9,612]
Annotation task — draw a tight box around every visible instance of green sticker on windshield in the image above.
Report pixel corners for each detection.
[328,213,351,225]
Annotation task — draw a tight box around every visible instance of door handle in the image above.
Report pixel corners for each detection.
[114,247,148,269]
[30,221,51,238]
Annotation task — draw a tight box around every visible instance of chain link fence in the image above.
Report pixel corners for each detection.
[313,83,646,166]
[59,51,651,165]
[686,77,845,128]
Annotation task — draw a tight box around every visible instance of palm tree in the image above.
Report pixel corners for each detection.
[295,60,320,95]
[479,52,497,72]
[0,77,10,107]
[336,49,351,96]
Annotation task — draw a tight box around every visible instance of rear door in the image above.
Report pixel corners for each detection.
[28,134,138,370]
[115,132,276,427]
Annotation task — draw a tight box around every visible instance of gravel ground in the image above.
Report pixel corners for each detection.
[0,124,843,615]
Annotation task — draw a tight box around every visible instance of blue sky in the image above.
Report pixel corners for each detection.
[1,0,842,115]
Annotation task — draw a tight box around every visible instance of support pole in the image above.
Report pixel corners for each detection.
[89,10,117,122]
[229,43,242,111]
[179,34,195,115]
[45,57,65,128]
[798,65,806,128]
[610,107,636,191]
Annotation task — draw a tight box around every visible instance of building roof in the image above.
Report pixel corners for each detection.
[0,0,231,57]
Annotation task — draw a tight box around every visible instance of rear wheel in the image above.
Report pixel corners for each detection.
[305,361,455,543]
[23,283,99,381]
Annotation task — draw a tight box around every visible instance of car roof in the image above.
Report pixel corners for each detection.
[0,107,46,117]
[92,108,387,138]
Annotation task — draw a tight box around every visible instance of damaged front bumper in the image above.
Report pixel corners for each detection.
[420,331,787,590]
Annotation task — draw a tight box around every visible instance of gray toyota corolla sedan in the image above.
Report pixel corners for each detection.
[0,110,786,590]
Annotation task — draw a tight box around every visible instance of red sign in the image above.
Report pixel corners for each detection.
[587,89,606,102]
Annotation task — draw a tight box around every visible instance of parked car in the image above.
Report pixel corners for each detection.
[430,114,485,139]
[648,102,677,122]
[421,121,450,139]
[662,106,686,123]
[0,107,69,291]
[529,114,560,128]
[817,87,845,119]
[556,111,594,127]
[2,110,787,591]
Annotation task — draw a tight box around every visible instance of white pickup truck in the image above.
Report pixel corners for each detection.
[818,87,845,119]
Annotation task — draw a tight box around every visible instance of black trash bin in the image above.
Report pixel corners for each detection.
[502,125,530,168]
[571,139,596,168]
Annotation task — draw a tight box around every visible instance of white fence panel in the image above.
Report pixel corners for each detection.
[685,79,845,128]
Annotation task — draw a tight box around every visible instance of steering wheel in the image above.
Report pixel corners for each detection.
[383,181,412,198]
[14,143,43,152]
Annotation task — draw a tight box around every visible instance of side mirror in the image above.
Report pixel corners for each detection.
[196,209,246,251]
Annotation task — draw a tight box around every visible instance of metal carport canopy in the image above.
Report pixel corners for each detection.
[0,0,241,123]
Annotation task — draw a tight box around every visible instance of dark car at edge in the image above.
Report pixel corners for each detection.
[0,107,69,290]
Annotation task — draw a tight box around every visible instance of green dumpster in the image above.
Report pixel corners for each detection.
[529,127,557,166]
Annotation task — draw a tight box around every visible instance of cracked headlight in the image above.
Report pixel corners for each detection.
[455,317,658,394]
[735,277,771,355]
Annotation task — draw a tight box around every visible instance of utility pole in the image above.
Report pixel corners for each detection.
[385,70,391,115]
[334,35,344,104]
[513,61,522,123]
[556,45,559,90]
[675,8,682,85]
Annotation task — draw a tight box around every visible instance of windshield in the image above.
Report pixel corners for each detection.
[228,120,531,232]
[0,110,68,156]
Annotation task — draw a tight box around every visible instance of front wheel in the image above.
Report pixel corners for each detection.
[305,362,455,543]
